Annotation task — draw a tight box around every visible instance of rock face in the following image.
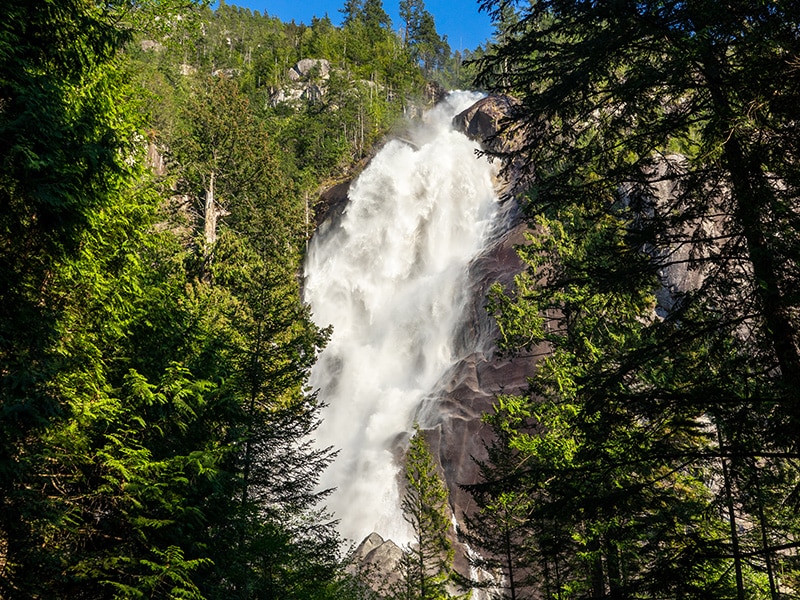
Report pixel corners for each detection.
[452,95,520,151]
[423,80,447,105]
[349,532,404,583]
[271,58,331,106]
[628,154,732,317]
[415,199,540,528]
[289,58,331,81]
[453,94,532,198]
[314,180,350,230]
[275,58,443,110]
[427,98,541,525]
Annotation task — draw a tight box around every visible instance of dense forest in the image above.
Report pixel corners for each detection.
[4,0,800,599]
[461,1,800,599]
[0,0,475,597]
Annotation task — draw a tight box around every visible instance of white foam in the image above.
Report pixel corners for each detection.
[304,91,499,546]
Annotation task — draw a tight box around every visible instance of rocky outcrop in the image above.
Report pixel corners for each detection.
[314,180,350,230]
[350,532,403,573]
[452,95,520,151]
[346,532,404,594]
[140,39,164,52]
[453,94,532,197]
[424,81,447,105]
[270,58,331,106]
[627,154,737,319]
[289,58,331,81]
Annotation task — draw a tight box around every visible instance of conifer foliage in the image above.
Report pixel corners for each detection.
[470,0,800,598]
[0,0,344,598]
[394,426,458,600]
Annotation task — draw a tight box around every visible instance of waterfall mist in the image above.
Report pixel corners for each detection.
[304,91,500,546]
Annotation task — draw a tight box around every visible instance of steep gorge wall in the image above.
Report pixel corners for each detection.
[420,95,540,528]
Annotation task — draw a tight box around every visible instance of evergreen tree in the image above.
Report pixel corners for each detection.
[0,0,149,593]
[459,408,540,600]
[473,0,800,596]
[362,0,392,43]
[340,0,364,25]
[395,426,457,600]
[399,0,423,45]
[0,0,471,596]
[168,74,285,273]
[157,64,340,599]
[0,1,346,597]
[399,0,449,73]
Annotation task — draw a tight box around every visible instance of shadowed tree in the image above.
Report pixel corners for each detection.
[471,0,800,596]
[393,426,459,600]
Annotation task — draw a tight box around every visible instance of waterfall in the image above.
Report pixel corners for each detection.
[304,91,500,546]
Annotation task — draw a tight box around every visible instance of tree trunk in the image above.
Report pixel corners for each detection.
[503,525,517,600]
[606,538,623,598]
[588,536,605,598]
[753,466,779,599]
[204,169,217,254]
[718,426,745,600]
[699,45,800,390]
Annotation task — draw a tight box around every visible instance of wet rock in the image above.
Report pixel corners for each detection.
[315,180,350,229]
[453,94,532,197]
[452,94,522,152]
[417,201,541,527]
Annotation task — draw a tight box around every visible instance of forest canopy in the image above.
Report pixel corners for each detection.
[464,0,800,598]
[6,0,800,598]
[0,0,471,597]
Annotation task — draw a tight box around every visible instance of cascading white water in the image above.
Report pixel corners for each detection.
[304,91,499,546]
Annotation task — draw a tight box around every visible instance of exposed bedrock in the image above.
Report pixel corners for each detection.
[414,204,540,526]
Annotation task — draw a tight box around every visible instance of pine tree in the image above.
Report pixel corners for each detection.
[0,0,149,593]
[340,0,364,26]
[159,62,340,600]
[395,426,456,600]
[0,2,346,597]
[399,0,449,73]
[474,0,800,596]
[459,407,540,600]
[361,0,391,43]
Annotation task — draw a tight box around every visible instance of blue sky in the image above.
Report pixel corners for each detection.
[224,0,496,51]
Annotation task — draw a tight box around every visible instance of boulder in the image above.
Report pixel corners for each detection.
[452,94,521,151]
[290,58,331,80]
[139,39,164,52]
[272,59,333,107]
[348,532,404,592]
[350,532,403,567]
